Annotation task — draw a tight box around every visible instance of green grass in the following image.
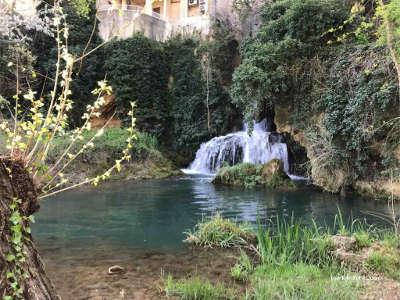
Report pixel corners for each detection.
[213,163,264,188]
[366,247,400,279]
[257,218,334,266]
[164,276,236,300]
[230,250,253,282]
[248,263,362,300]
[184,214,255,248]
[353,231,373,249]
[49,128,160,164]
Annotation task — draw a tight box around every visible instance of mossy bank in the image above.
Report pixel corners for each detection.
[46,128,180,183]
[212,159,296,190]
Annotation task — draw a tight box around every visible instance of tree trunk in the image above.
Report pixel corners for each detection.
[0,157,58,299]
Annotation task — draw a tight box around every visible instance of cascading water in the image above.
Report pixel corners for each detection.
[183,119,290,175]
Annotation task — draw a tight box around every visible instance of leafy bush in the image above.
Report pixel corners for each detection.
[184,214,255,248]
[164,275,236,300]
[104,34,170,137]
[231,0,349,123]
[213,163,264,188]
[164,34,239,162]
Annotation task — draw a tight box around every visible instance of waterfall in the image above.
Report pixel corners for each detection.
[183,119,290,175]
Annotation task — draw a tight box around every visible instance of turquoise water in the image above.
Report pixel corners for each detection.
[33,176,399,257]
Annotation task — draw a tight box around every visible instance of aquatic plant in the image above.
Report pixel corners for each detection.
[184,214,255,248]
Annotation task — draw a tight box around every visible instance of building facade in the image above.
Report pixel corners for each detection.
[96,0,221,41]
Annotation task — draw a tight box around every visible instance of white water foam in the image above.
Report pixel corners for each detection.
[183,119,291,176]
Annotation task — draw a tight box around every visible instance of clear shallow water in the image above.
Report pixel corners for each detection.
[33,176,399,257]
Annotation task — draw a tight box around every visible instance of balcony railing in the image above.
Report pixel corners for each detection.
[97,4,143,14]
[97,4,166,21]
[151,11,163,20]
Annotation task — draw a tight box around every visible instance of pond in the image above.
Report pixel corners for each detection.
[33,176,398,258]
[31,176,399,298]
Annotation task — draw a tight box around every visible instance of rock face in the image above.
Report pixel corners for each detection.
[261,158,287,179]
[90,94,121,129]
[212,159,294,189]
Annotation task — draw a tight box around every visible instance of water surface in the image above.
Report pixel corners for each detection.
[33,176,399,260]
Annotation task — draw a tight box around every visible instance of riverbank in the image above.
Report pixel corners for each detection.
[167,215,400,299]
[36,215,400,300]
[47,128,181,183]
[0,128,181,183]
[33,178,400,299]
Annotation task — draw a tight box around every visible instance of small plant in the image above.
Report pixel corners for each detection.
[184,214,255,248]
[230,250,253,282]
[366,248,400,279]
[164,275,236,300]
[382,232,400,249]
[353,231,373,249]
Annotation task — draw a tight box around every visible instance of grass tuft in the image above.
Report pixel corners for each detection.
[366,247,400,279]
[184,214,255,248]
[230,250,253,282]
[257,218,334,266]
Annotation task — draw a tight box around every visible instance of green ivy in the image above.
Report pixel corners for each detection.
[4,198,34,299]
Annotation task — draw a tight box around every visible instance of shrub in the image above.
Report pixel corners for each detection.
[164,275,236,300]
[184,214,255,248]
[104,34,170,137]
[213,163,264,188]
[353,231,373,249]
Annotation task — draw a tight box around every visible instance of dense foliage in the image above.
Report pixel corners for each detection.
[230,0,400,191]
[104,35,170,137]
[2,0,399,188]
[165,34,240,161]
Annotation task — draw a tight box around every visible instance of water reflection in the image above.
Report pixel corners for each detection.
[33,177,399,259]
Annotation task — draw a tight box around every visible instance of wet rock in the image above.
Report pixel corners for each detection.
[108,265,126,275]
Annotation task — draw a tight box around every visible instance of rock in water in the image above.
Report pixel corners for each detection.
[212,159,295,189]
[108,265,126,275]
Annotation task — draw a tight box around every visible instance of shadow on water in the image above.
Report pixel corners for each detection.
[33,176,399,260]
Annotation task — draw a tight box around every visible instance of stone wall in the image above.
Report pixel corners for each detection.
[98,9,169,41]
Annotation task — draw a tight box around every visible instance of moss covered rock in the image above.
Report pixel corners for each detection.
[212,159,295,189]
